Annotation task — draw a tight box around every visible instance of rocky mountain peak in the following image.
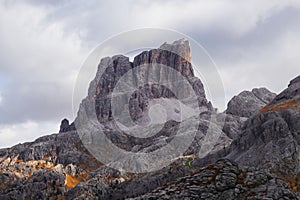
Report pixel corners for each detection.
[76,38,211,126]
[159,38,191,63]
[59,118,70,133]
[223,75,300,175]
[226,87,276,118]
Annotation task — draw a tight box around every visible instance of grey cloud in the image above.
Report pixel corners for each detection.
[0,1,85,125]
[0,79,73,124]
[194,6,300,63]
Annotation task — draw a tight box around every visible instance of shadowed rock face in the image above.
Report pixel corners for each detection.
[289,75,300,87]
[0,131,104,199]
[59,118,75,133]
[271,75,300,104]
[226,88,276,118]
[59,118,70,133]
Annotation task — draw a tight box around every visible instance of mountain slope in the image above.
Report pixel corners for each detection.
[227,75,300,175]
[194,75,300,176]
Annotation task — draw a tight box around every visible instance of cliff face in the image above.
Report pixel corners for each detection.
[72,39,220,165]
[77,39,211,127]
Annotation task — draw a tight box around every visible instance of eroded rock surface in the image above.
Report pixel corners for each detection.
[226,88,276,118]
[128,159,299,200]
[226,76,300,175]
[195,76,300,178]
[77,39,212,126]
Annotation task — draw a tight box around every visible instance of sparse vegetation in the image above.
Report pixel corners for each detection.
[185,157,195,169]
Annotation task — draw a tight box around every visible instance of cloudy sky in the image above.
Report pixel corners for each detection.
[0,0,300,148]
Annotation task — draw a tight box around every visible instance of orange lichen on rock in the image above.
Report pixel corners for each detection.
[0,182,9,190]
[108,175,115,183]
[65,174,80,189]
[205,164,214,170]
[78,173,89,182]
[260,99,300,114]
[279,174,300,193]
[15,159,23,164]
[14,170,24,179]
[39,163,47,168]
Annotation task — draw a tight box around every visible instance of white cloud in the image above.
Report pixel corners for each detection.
[0,121,58,148]
[128,0,300,37]
[0,1,88,124]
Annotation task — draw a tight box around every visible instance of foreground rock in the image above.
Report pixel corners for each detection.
[129,159,299,200]
[0,131,103,199]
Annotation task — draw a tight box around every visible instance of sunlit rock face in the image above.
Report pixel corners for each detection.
[127,159,299,200]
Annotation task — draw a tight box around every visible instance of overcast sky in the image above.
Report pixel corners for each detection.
[0,0,300,148]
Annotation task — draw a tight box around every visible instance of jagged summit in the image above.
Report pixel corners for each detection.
[226,87,276,118]
[75,38,211,126]
[73,39,216,168]
[159,38,191,63]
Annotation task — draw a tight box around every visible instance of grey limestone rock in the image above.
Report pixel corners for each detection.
[128,159,299,200]
[226,88,276,118]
